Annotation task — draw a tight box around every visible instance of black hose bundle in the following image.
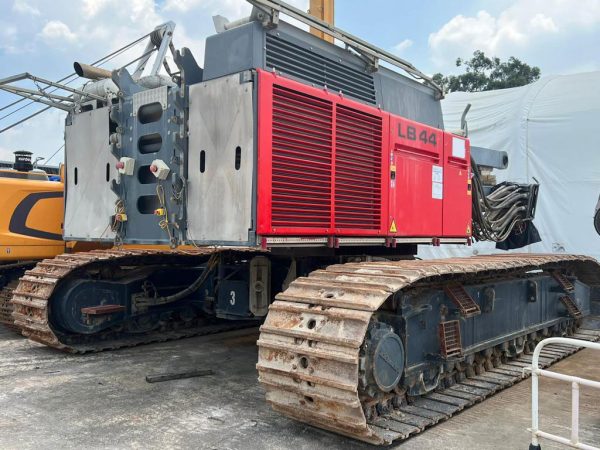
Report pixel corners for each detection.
[471,156,540,247]
[136,254,219,307]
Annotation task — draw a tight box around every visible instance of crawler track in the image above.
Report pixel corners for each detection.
[0,280,20,330]
[257,254,600,445]
[0,262,36,330]
[11,247,259,353]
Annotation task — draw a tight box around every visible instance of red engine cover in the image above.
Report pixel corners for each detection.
[256,69,471,242]
[257,70,388,236]
[388,116,444,236]
[442,134,471,236]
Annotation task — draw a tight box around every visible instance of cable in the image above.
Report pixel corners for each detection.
[0,106,50,134]
[0,30,154,133]
[0,31,151,115]
[109,199,126,247]
[44,144,64,165]
[156,182,175,243]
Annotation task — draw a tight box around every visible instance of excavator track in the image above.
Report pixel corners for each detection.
[257,254,600,445]
[0,280,20,330]
[11,247,258,353]
[0,262,36,330]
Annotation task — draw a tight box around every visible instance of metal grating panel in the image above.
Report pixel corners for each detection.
[334,105,382,229]
[132,85,168,116]
[266,34,376,105]
[271,85,333,228]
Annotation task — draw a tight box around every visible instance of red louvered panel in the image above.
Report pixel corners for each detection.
[270,84,333,230]
[335,105,383,229]
[257,69,388,236]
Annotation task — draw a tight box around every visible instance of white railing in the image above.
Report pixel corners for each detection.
[529,337,600,450]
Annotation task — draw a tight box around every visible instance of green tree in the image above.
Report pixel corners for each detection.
[433,50,541,93]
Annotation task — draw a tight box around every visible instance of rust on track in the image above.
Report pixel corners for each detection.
[257,254,600,445]
[10,247,258,353]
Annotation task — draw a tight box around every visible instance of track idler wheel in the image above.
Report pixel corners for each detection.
[360,322,405,398]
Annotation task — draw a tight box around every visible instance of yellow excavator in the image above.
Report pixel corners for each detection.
[0,151,98,328]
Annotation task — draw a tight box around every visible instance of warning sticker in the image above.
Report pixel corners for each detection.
[432,182,443,199]
[389,220,397,233]
[452,137,466,159]
[432,165,443,200]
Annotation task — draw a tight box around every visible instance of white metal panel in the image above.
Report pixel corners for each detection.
[187,74,254,243]
[64,107,117,240]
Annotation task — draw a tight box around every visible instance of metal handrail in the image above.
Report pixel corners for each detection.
[528,337,600,450]
[246,0,443,97]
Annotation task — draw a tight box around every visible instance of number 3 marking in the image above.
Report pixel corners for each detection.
[229,291,236,305]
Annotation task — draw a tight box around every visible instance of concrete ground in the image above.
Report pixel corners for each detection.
[1,326,599,450]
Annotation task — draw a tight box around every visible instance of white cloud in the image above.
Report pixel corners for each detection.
[12,0,40,16]
[41,20,77,42]
[163,0,205,13]
[428,0,600,71]
[428,10,525,68]
[530,13,558,33]
[81,0,112,18]
[0,24,19,53]
[392,38,413,55]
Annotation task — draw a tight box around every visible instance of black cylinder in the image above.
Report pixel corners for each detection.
[13,150,33,172]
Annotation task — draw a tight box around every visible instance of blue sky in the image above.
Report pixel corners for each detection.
[0,0,598,163]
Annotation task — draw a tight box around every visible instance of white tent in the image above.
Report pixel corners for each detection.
[419,71,600,260]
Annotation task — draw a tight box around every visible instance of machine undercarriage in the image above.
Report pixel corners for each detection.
[13,247,599,444]
[257,254,600,444]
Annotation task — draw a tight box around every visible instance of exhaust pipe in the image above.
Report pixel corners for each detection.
[73,62,112,80]
[13,150,33,172]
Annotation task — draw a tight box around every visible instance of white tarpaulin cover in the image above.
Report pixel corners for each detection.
[419,71,600,260]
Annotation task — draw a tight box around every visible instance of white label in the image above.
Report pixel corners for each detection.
[432,165,443,183]
[432,165,443,199]
[432,182,443,199]
[452,137,466,159]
